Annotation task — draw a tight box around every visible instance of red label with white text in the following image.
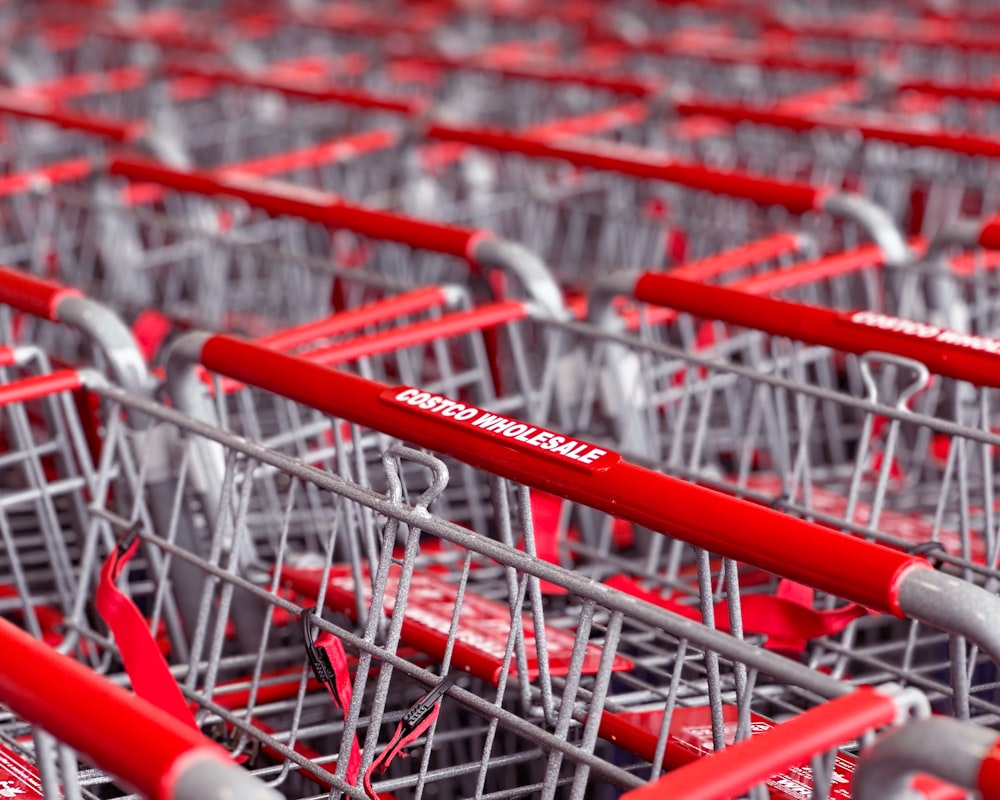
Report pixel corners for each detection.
[846,310,1000,356]
[282,565,632,685]
[0,742,46,799]
[383,387,621,472]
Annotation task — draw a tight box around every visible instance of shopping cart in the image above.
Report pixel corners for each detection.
[0,263,983,794]
[5,5,275,81]
[0,321,942,800]
[0,145,570,356]
[0,10,668,174]
[106,143,905,298]
[159,324,1000,729]
[139,248,1000,729]
[752,11,1000,80]
[0,41,909,295]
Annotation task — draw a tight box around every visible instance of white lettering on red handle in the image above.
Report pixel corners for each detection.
[849,310,1000,355]
[618,705,854,800]
[384,387,621,472]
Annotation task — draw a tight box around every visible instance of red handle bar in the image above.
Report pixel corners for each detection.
[108,156,482,259]
[425,122,829,214]
[634,272,1000,390]
[0,265,83,320]
[0,616,236,800]
[620,687,898,800]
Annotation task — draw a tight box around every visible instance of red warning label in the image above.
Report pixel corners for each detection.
[0,742,45,799]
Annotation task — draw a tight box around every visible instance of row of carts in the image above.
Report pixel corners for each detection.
[6,0,1000,798]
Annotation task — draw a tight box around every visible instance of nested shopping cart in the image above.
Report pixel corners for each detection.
[4,5,280,83]
[0,364,945,800]
[0,9,665,174]
[103,147,903,302]
[0,36,914,296]
[0,144,574,361]
[159,295,1000,725]
[125,227,1000,731]
[0,274,966,800]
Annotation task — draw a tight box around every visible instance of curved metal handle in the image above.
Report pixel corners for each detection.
[858,351,931,410]
[820,191,910,266]
[920,217,994,332]
[896,569,1000,688]
[0,265,151,396]
[853,716,1000,800]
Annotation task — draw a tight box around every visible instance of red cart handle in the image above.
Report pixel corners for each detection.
[0,615,280,800]
[977,215,1000,251]
[424,122,828,214]
[106,158,565,316]
[385,48,657,96]
[627,271,1000,390]
[673,96,1000,161]
[620,687,900,800]
[0,265,150,394]
[166,331,925,616]
[108,156,478,257]
[162,60,425,116]
[0,266,82,320]
[425,121,906,264]
[0,91,140,141]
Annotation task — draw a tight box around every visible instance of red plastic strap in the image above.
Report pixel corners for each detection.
[605,575,867,655]
[95,539,198,729]
[362,703,441,800]
[311,631,362,785]
[131,309,174,362]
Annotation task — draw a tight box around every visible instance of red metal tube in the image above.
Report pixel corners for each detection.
[0,265,83,321]
[619,688,897,800]
[0,370,84,406]
[634,273,1000,390]
[425,123,828,213]
[0,616,230,800]
[107,157,480,258]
